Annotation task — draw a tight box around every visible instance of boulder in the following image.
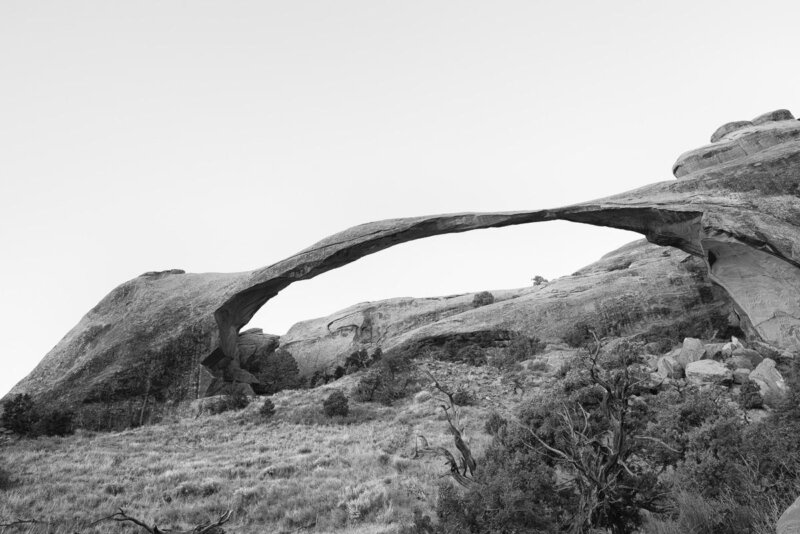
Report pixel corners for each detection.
[727,355,755,371]
[686,360,733,386]
[778,494,800,534]
[731,348,763,368]
[749,358,788,400]
[657,355,684,379]
[677,338,706,367]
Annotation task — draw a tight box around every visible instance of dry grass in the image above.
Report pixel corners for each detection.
[0,368,509,534]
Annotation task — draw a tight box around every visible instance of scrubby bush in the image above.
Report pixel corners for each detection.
[738,378,764,410]
[344,348,382,374]
[207,391,251,415]
[2,394,75,436]
[472,291,495,307]
[491,334,544,369]
[352,351,419,405]
[323,390,349,417]
[33,409,74,436]
[452,389,476,406]
[563,321,592,347]
[260,398,276,418]
[2,394,36,435]
[249,348,300,395]
[454,344,486,365]
[0,465,12,491]
[484,411,507,436]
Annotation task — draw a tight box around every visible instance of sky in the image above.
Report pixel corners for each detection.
[1,1,799,397]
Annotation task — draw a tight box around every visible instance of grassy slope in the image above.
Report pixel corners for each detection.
[0,360,548,534]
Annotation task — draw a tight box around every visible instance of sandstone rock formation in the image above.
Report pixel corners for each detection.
[280,240,732,375]
[5,109,800,425]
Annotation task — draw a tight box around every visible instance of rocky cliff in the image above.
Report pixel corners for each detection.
[5,109,800,425]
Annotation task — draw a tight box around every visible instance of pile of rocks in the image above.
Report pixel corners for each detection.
[651,337,790,400]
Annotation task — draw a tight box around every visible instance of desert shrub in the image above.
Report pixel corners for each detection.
[2,394,37,435]
[398,510,435,534]
[491,335,544,369]
[562,321,592,347]
[249,348,301,395]
[484,411,507,436]
[337,480,389,522]
[103,483,125,495]
[323,390,349,417]
[33,409,75,436]
[173,478,222,498]
[344,348,384,374]
[207,391,251,415]
[352,352,418,405]
[0,465,12,491]
[738,378,764,410]
[452,389,476,406]
[260,398,276,418]
[472,291,495,307]
[436,439,565,534]
[454,344,486,365]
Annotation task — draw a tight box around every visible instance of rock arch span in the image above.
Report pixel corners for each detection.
[6,110,800,414]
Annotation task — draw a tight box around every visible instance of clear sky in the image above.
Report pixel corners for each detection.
[1,1,799,397]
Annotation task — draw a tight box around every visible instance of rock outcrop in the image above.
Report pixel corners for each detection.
[280,240,733,375]
[5,109,800,424]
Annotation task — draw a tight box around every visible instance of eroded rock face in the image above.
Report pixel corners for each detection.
[5,109,800,422]
[280,240,733,375]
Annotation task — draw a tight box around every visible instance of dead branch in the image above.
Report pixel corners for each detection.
[0,519,38,528]
[426,370,477,476]
[87,508,233,534]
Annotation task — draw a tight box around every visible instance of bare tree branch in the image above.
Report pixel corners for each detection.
[0,519,38,528]
[83,508,233,534]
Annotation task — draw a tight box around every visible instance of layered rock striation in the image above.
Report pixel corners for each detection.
[5,109,800,423]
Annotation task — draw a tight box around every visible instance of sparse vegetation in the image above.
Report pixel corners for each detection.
[323,390,349,417]
[260,398,276,418]
[2,394,75,437]
[738,378,764,410]
[2,393,36,435]
[0,465,12,491]
[471,291,494,307]
[2,333,797,533]
[353,351,419,405]
[249,348,301,395]
[451,389,476,406]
